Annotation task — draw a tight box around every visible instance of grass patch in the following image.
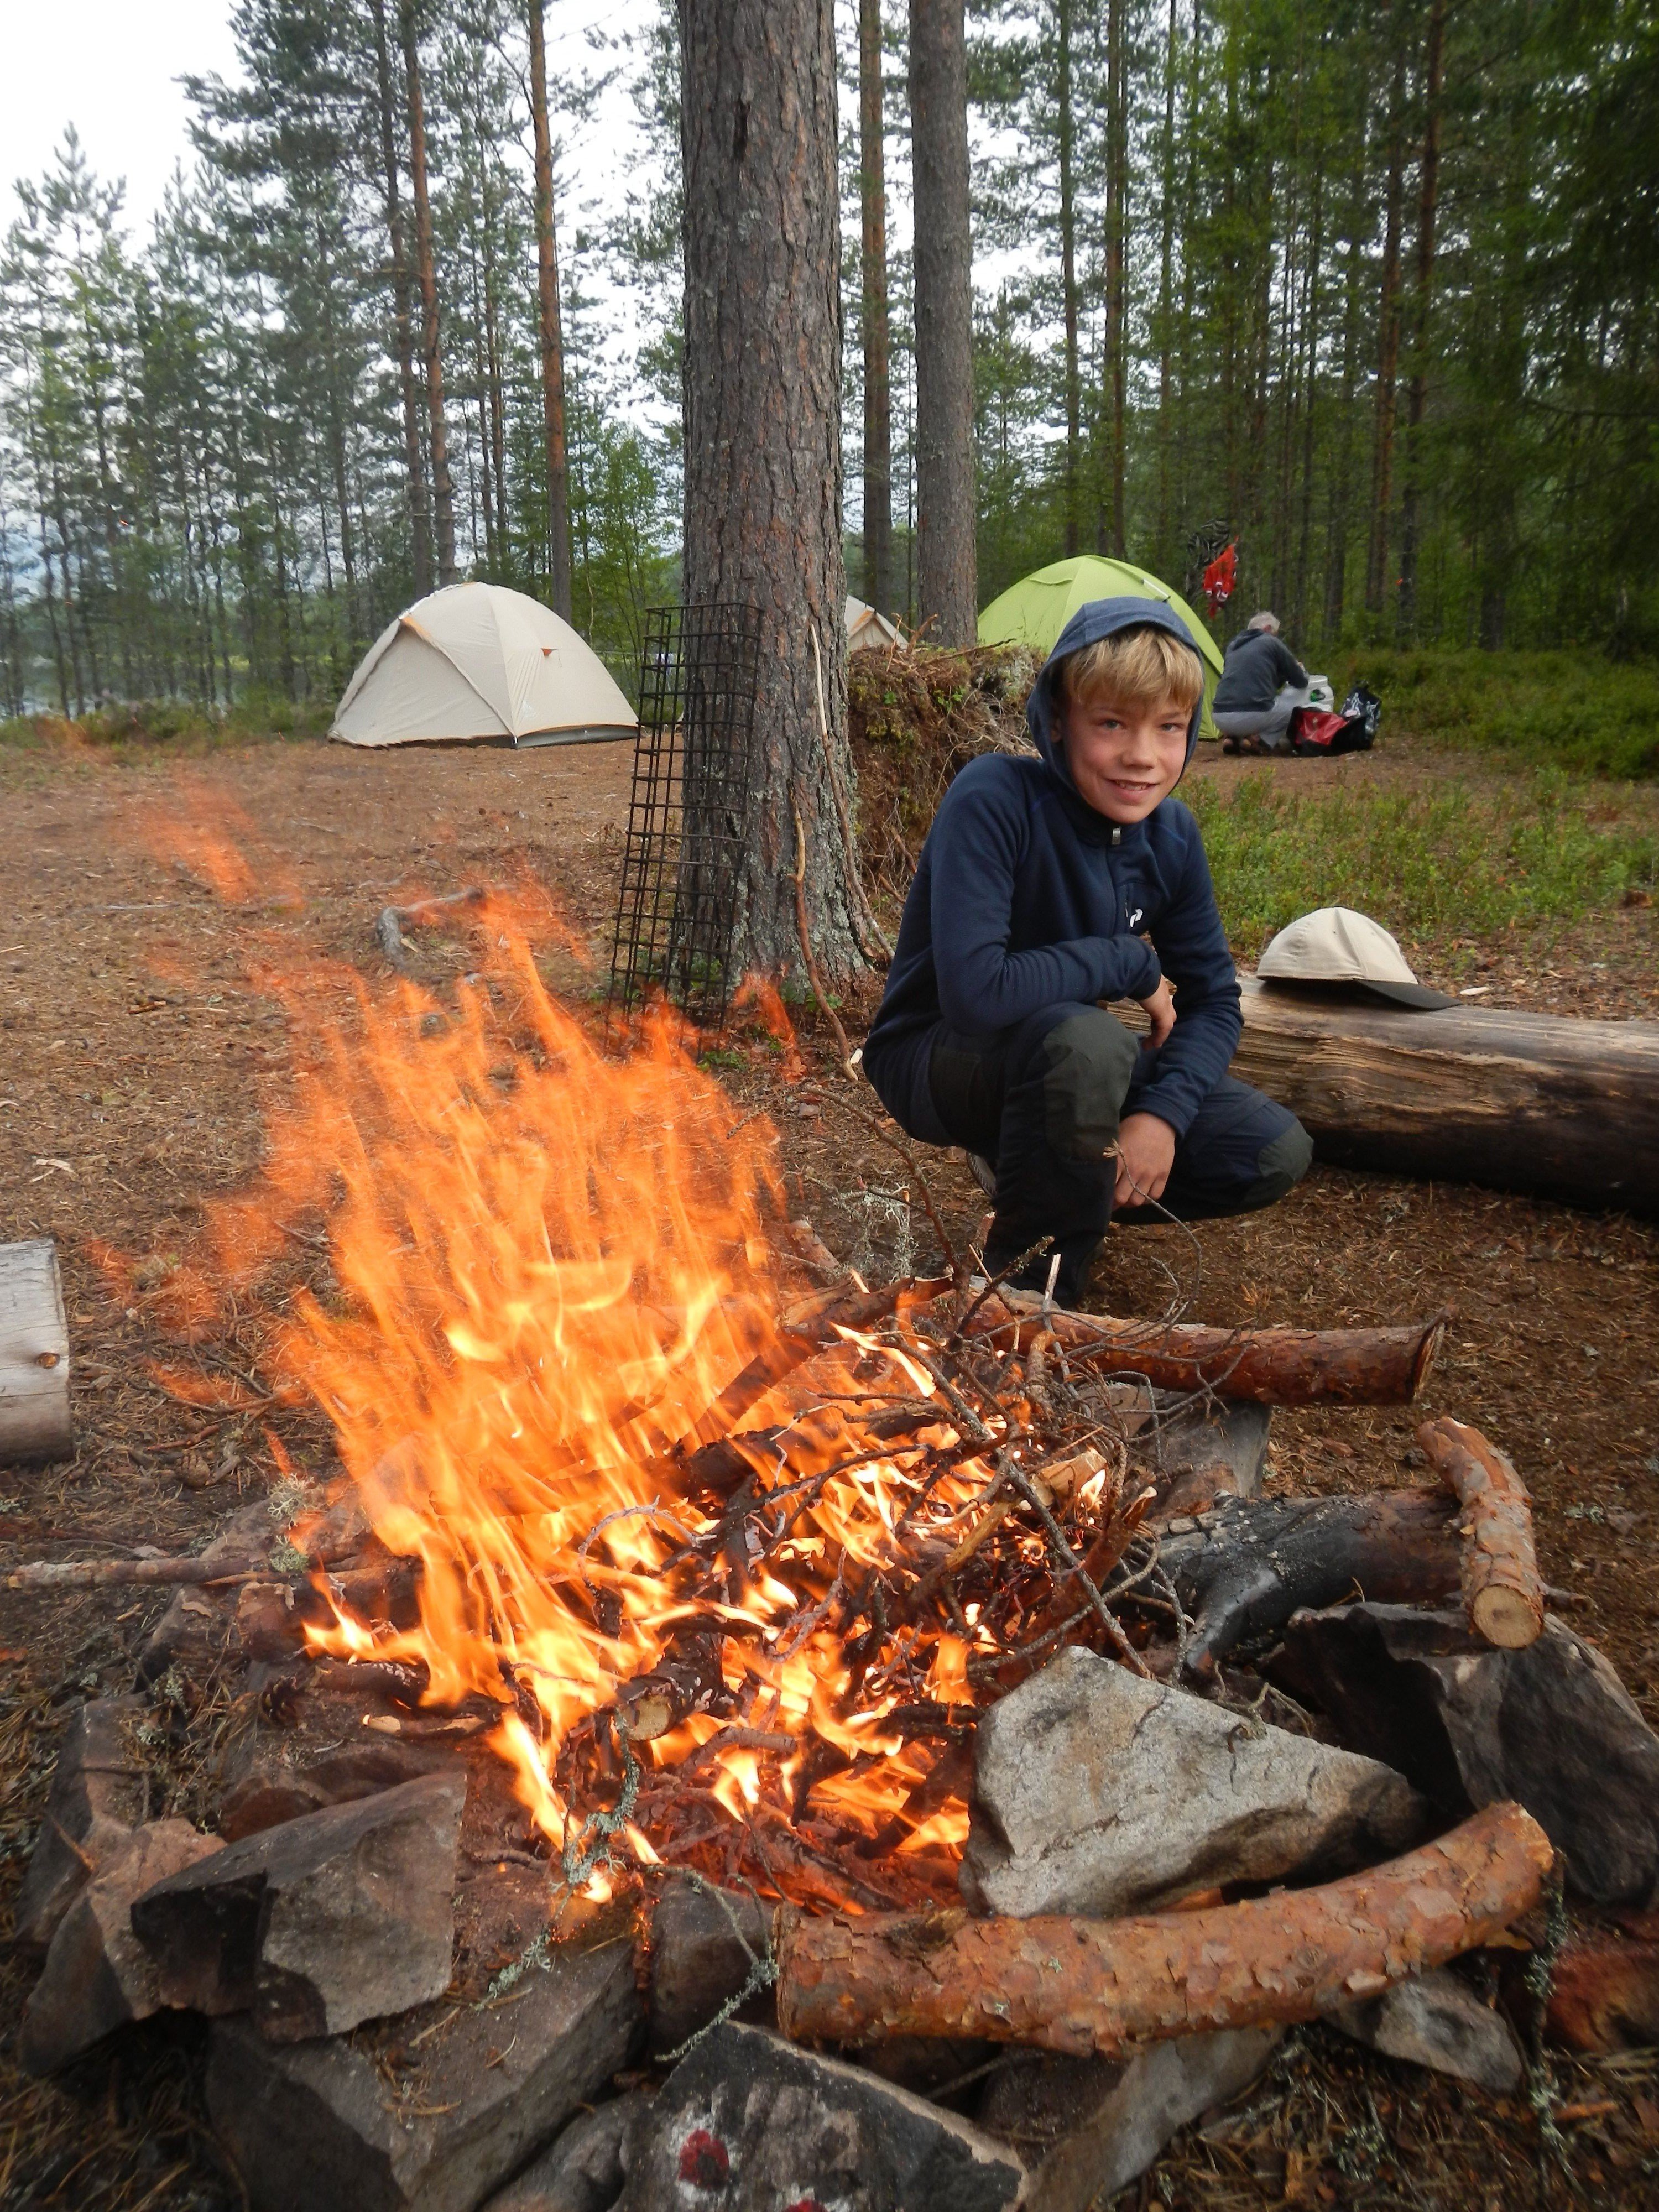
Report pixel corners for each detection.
[1186,765,1659,959]
[0,695,333,752]
[1332,648,1659,780]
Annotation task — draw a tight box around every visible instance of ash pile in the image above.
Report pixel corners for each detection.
[12,1265,1659,2212]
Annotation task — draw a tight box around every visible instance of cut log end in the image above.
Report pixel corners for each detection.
[1470,1585,1546,1650]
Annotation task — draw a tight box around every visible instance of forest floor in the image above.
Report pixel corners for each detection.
[1,723,1656,2208]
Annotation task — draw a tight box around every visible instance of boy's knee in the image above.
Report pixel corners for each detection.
[1253,1116,1314,1202]
[1034,1008,1138,1160]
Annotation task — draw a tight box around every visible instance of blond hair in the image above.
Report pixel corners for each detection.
[1057,625,1204,714]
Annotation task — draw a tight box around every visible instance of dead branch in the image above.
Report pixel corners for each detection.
[775,1801,1553,2056]
[6,1555,261,1592]
[1417,1416,1545,1650]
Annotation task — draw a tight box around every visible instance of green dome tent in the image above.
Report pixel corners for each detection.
[978,556,1225,737]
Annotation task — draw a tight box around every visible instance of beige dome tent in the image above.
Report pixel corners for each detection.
[330,582,637,748]
[846,595,905,653]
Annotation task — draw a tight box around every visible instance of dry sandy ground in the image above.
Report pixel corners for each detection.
[1,726,1657,2207]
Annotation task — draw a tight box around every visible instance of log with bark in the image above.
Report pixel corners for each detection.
[1228,976,1659,1217]
[1417,1416,1544,1649]
[1157,1489,1464,1677]
[1,1240,72,1466]
[775,1801,1552,2057]
[959,1295,1446,1407]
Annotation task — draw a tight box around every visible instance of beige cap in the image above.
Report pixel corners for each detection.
[1256,906,1455,1010]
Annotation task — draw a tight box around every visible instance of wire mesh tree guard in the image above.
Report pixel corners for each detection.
[608,603,764,1029]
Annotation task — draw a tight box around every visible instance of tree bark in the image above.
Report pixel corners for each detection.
[1418,1416,1544,1650]
[1057,0,1081,557]
[1394,0,1446,644]
[959,1297,1447,1407]
[528,0,573,619]
[859,0,894,614]
[775,1802,1553,2056]
[400,1,458,590]
[1101,0,1129,557]
[909,0,978,644]
[0,1240,71,1467]
[679,0,862,979]
[1228,977,1659,1216]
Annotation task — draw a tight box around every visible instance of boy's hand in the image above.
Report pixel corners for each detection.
[1114,1113,1176,1208]
[1136,977,1176,1050]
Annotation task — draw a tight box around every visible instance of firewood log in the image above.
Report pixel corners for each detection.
[1156,1489,1463,1677]
[6,1556,258,1593]
[1416,1417,1544,1650]
[959,1296,1446,1407]
[774,1800,1552,2058]
[0,1240,72,1466]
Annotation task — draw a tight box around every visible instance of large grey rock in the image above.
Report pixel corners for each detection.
[132,1768,465,2039]
[14,1695,149,1952]
[645,1877,774,2059]
[1272,1605,1659,1905]
[206,1939,643,2212]
[19,1819,223,2075]
[961,1645,1425,1918]
[1016,2028,1284,2212]
[1330,1966,1524,2095]
[615,2022,1024,2211]
[481,2095,644,2212]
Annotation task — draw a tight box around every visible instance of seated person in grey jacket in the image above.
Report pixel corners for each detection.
[1211,612,1308,753]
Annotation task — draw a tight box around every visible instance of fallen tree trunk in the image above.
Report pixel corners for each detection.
[1417,1416,1544,1650]
[1156,1489,1463,1677]
[959,1296,1446,1407]
[775,1800,1552,2058]
[1229,977,1659,1218]
[0,1241,72,1466]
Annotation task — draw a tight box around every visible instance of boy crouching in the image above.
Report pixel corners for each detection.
[861,597,1313,1306]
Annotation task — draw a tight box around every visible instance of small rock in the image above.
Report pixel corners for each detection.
[482,2095,645,2212]
[1272,1606,1659,1904]
[961,1646,1425,1919]
[1150,1393,1271,1517]
[14,1694,148,1952]
[132,1768,465,2039]
[137,1500,276,1683]
[645,1876,774,2058]
[1331,1967,1523,2094]
[218,1739,455,1841]
[20,1819,223,2075]
[206,1939,643,2212]
[615,2021,1024,2211]
[1019,2028,1284,2212]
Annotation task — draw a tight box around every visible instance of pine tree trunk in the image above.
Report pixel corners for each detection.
[859,0,894,614]
[369,0,431,600]
[680,0,863,982]
[1155,0,1178,564]
[529,0,573,619]
[1366,26,1407,617]
[1394,0,1446,644]
[400,1,458,590]
[909,0,978,644]
[1104,0,1129,558]
[1057,0,1081,558]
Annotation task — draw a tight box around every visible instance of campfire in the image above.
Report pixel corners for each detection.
[12,888,1657,2212]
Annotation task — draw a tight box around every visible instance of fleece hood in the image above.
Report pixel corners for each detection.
[1025,596,1209,796]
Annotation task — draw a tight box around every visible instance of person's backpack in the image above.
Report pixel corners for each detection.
[1290,684,1381,758]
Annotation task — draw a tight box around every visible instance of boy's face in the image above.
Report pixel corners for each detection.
[1060,691,1190,823]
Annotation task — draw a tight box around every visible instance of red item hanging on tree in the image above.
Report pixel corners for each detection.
[1202,541,1238,617]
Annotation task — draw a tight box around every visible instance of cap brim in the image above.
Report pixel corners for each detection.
[1256,975,1457,1011]
[1360,979,1458,1010]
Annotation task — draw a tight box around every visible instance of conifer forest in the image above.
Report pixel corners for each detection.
[0,0,1653,722]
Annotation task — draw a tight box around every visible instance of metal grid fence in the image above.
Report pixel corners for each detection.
[608,603,763,1028]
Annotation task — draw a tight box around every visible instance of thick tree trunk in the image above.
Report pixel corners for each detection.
[400,2,458,590]
[776,1803,1552,2056]
[859,0,894,615]
[1394,0,1446,644]
[528,0,573,619]
[679,0,862,980]
[908,0,978,644]
[1229,977,1659,1215]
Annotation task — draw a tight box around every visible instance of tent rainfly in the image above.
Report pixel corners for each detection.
[978,555,1225,735]
[330,582,638,748]
[846,596,906,654]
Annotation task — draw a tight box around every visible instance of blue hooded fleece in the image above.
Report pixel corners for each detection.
[862,596,1242,1145]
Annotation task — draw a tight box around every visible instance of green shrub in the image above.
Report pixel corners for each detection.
[1330,648,1659,780]
[1186,764,1659,956]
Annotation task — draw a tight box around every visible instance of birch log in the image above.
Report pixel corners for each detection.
[0,1241,71,1465]
[775,1801,1552,2057]
[1417,1416,1545,1649]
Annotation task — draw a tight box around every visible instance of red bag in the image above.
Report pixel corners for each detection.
[1290,706,1369,756]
